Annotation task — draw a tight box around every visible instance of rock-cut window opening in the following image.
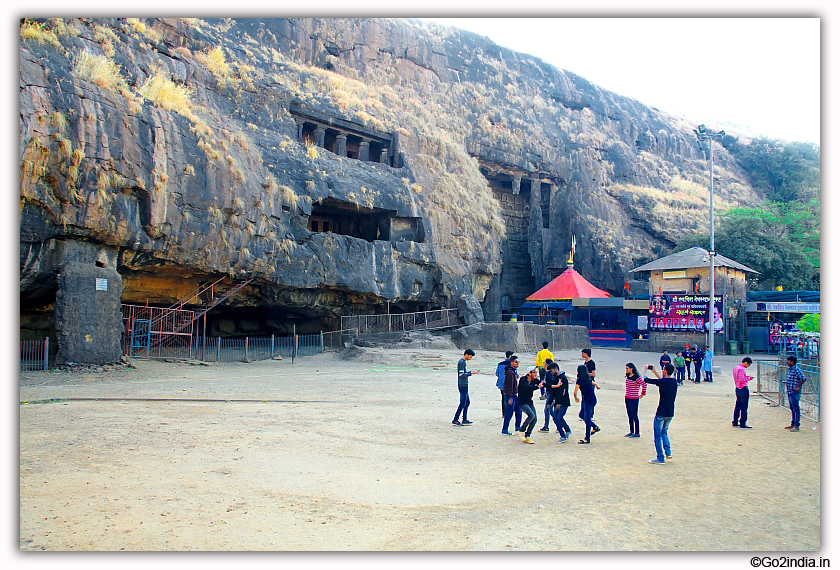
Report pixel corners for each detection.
[307,198,424,244]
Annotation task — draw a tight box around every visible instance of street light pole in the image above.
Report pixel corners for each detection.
[693,124,725,357]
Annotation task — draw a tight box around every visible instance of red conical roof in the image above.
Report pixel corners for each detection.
[526,266,610,300]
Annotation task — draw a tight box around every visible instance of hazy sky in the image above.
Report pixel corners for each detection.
[421,18,820,144]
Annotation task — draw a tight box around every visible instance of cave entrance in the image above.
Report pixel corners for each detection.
[308,198,425,243]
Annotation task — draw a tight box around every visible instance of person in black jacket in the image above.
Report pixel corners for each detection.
[501,356,522,436]
[643,363,679,464]
[547,362,572,442]
[517,366,541,443]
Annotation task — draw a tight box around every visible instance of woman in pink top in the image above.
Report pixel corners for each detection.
[624,363,647,438]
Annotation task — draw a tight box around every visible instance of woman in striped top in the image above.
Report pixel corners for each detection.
[624,363,646,438]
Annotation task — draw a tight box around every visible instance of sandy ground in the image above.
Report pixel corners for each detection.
[19,347,820,551]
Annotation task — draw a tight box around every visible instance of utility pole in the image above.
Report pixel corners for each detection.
[693,124,726,356]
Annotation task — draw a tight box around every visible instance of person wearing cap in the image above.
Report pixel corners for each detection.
[681,345,693,382]
[501,355,522,435]
[517,365,541,443]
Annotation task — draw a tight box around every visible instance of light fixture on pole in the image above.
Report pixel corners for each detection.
[693,124,725,356]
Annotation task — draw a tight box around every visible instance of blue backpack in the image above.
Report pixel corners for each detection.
[495,360,509,390]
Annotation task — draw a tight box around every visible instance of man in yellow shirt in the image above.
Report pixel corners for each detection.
[536,341,554,400]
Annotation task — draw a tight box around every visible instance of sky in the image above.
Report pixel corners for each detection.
[420,17,821,144]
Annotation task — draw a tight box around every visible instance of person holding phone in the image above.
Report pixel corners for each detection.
[453,349,478,426]
[643,363,678,464]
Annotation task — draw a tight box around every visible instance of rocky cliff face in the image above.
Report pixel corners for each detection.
[20,18,761,335]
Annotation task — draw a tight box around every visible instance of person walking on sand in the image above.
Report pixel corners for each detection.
[579,348,597,421]
[517,366,541,444]
[538,357,557,433]
[784,356,807,432]
[536,341,554,400]
[495,351,514,418]
[501,355,522,435]
[624,363,646,438]
[732,357,755,429]
[547,362,572,443]
[702,345,715,382]
[453,349,478,426]
[642,363,678,464]
[573,363,600,444]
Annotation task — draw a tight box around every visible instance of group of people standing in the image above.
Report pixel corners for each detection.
[453,343,809,465]
[454,344,679,464]
[658,344,714,385]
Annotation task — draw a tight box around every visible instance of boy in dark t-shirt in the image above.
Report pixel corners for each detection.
[643,363,679,464]
[659,350,672,371]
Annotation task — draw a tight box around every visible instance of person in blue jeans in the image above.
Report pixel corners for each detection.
[547,362,572,442]
[643,363,679,464]
[784,355,807,432]
[573,364,600,444]
[452,349,478,426]
[501,355,522,435]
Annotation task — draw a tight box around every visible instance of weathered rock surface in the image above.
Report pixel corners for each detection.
[20,18,761,339]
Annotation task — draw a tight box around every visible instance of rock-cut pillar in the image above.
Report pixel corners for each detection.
[314,127,326,148]
[335,134,347,157]
[358,140,370,161]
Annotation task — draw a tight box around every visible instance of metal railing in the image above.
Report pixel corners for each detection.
[123,332,326,363]
[322,329,355,351]
[341,309,461,336]
[755,360,820,423]
[20,338,49,371]
[122,304,197,359]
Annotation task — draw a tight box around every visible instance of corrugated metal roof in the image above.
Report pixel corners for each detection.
[629,246,759,274]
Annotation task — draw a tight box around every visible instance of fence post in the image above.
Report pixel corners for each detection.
[293,324,296,364]
[245,336,249,362]
[271,334,275,358]
[43,337,49,371]
[217,337,221,361]
[320,331,324,354]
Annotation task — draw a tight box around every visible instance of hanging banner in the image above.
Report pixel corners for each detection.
[648,294,723,332]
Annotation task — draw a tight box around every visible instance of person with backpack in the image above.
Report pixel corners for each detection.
[673,351,686,386]
[495,351,514,417]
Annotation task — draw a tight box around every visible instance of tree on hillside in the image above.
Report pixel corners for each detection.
[675,216,817,291]
[727,137,820,204]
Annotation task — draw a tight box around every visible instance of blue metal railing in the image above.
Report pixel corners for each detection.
[20,338,49,371]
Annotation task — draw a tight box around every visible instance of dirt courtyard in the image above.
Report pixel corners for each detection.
[19,347,820,552]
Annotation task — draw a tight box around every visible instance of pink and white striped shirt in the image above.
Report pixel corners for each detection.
[625,374,647,399]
